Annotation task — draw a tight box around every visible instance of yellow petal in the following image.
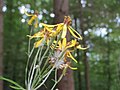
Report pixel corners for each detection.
[29,32,44,39]
[62,38,66,49]
[41,23,57,28]
[56,23,64,33]
[44,26,53,32]
[28,15,37,25]
[67,51,78,63]
[68,26,82,40]
[46,39,50,45]
[76,45,88,50]
[68,66,77,70]
[66,39,76,49]
[61,25,67,38]
[34,19,38,28]
[34,38,44,48]
[24,10,32,16]
[58,40,62,50]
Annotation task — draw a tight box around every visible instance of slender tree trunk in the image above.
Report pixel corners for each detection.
[106,31,111,90]
[74,17,82,90]
[53,0,69,23]
[0,0,3,89]
[78,0,90,90]
[53,0,75,90]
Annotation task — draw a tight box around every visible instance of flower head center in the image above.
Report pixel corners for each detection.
[63,16,72,26]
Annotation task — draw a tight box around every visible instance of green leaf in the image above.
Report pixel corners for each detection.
[10,85,23,90]
[0,76,25,90]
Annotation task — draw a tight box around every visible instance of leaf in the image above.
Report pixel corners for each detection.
[0,76,25,90]
[10,85,23,90]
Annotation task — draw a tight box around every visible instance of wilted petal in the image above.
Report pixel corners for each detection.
[68,26,82,40]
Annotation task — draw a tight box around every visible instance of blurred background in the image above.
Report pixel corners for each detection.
[0,0,120,90]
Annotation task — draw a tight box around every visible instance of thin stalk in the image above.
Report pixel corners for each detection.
[55,68,57,81]
[25,26,34,87]
[34,67,55,90]
[38,45,44,67]
[28,47,40,90]
[51,68,65,90]
[32,45,44,83]
[39,46,50,72]
[32,66,52,88]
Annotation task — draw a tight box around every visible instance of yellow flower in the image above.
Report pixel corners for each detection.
[57,38,87,51]
[54,38,88,63]
[40,16,82,39]
[49,37,87,70]
[61,16,82,39]
[56,38,77,63]
[25,10,39,28]
[28,28,54,48]
[40,23,64,37]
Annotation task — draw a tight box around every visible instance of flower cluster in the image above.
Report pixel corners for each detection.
[24,11,88,90]
[27,14,87,71]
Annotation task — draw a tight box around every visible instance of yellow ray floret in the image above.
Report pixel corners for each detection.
[66,51,78,63]
[34,38,44,48]
[25,10,38,28]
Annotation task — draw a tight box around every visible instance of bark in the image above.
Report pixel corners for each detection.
[74,17,82,90]
[83,51,90,90]
[53,0,69,23]
[78,0,90,90]
[53,0,75,90]
[106,31,111,90]
[0,0,3,89]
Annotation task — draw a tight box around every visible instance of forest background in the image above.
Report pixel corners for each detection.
[0,0,120,90]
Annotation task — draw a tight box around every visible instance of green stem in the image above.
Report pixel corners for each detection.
[34,66,55,90]
[25,26,34,87]
[51,68,66,90]
[28,47,40,90]
[32,65,52,88]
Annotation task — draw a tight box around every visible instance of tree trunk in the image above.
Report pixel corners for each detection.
[53,0,69,23]
[74,17,82,90]
[0,0,3,89]
[53,0,75,90]
[78,0,90,90]
[106,31,111,90]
